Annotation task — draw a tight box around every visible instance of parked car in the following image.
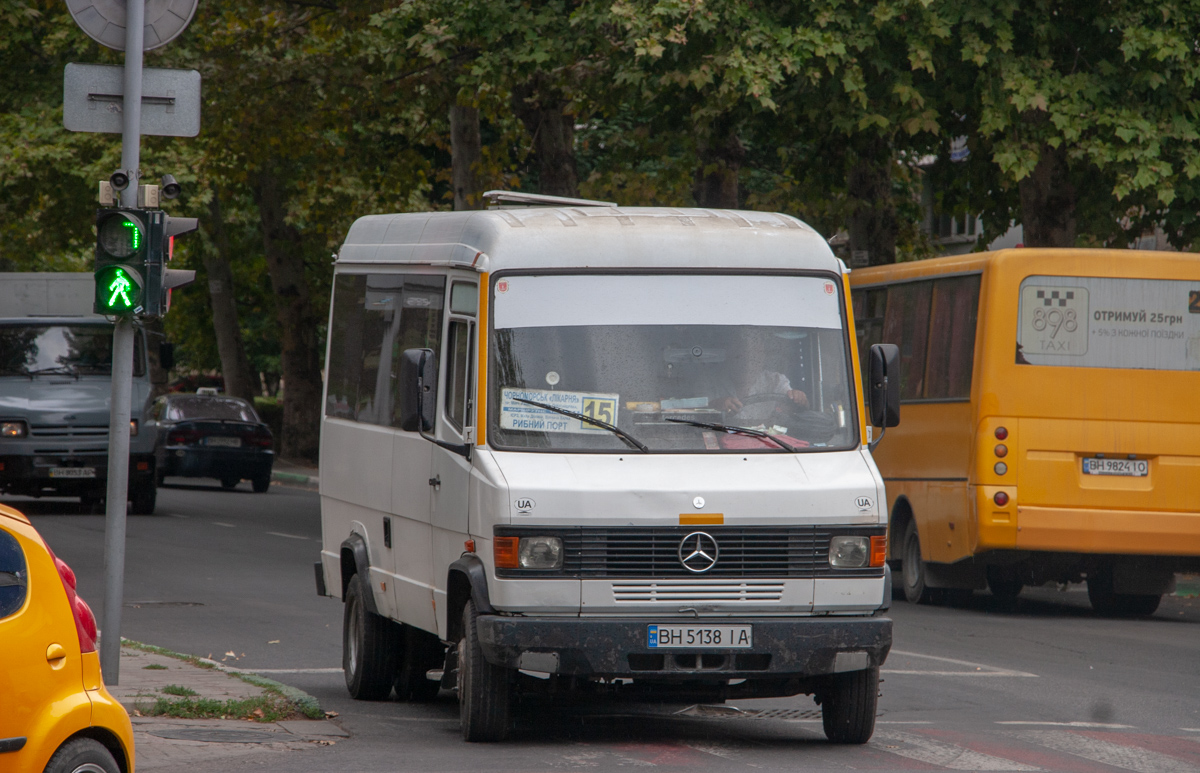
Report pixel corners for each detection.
[0,504,134,773]
[152,394,274,492]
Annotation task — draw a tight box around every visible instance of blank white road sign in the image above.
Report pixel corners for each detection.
[63,62,201,137]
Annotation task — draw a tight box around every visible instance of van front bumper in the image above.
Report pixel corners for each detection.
[476,615,891,678]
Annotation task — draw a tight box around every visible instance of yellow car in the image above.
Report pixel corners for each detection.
[0,503,134,773]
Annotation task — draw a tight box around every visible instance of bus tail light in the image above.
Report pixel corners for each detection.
[993,491,1009,507]
[493,537,519,569]
[994,444,1008,458]
[995,426,1008,440]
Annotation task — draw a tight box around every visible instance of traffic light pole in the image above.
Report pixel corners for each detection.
[100,0,145,685]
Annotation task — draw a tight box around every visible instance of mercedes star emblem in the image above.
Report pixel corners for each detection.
[678,531,719,573]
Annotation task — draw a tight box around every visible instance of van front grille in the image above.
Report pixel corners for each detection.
[612,580,785,603]
[495,526,885,579]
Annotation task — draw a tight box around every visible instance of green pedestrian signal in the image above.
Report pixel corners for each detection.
[94,209,148,315]
[94,264,142,313]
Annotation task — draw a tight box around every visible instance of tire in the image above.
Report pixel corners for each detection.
[220,476,240,490]
[394,624,444,702]
[821,666,880,744]
[1087,567,1162,618]
[252,472,271,493]
[43,737,120,773]
[458,600,512,741]
[901,520,934,604]
[129,482,157,515]
[986,566,1023,602]
[343,573,398,700]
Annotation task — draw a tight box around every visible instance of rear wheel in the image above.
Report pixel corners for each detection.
[129,482,157,515]
[394,624,444,702]
[821,666,880,744]
[252,471,271,493]
[43,737,120,773]
[220,476,240,490]
[458,600,512,741]
[987,566,1024,602]
[1087,567,1162,617]
[901,520,934,604]
[343,573,398,700]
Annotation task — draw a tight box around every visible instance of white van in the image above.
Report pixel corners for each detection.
[316,193,901,743]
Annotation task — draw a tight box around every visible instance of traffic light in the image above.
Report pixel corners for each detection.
[94,209,148,315]
[142,213,197,318]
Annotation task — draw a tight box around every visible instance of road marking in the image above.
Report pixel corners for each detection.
[211,521,236,528]
[163,513,188,519]
[1022,729,1197,773]
[876,730,1039,770]
[266,531,309,540]
[244,668,343,674]
[998,721,1136,729]
[886,650,1038,678]
[1182,728,1200,732]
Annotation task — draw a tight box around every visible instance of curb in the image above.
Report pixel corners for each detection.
[271,469,319,490]
[121,639,324,719]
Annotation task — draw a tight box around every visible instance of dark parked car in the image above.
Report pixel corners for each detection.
[152,394,274,492]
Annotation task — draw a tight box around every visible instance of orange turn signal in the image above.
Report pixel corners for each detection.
[869,535,887,567]
[493,537,519,569]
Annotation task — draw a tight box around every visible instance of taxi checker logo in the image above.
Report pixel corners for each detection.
[678,531,719,573]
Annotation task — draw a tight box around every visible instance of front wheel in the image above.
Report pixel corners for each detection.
[458,600,512,741]
[901,520,934,604]
[343,573,398,700]
[129,482,157,515]
[821,666,880,744]
[1087,567,1162,617]
[44,737,120,773]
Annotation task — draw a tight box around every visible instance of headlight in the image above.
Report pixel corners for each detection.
[1,421,28,439]
[129,419,138,436]
[829,536,870,568]
[518,536,563,570]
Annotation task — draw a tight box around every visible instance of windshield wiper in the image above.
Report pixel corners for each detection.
[26,366,79,379]
[514,397,649,453]
[664,417,799,452]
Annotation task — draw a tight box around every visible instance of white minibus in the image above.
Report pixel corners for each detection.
[316,193,900,743]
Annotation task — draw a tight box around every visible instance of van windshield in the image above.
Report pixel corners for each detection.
[0,324,145,377]
[489,274,857,453]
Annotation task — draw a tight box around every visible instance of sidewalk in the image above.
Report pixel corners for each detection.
[271,458,319,490]
[113,641,346,770]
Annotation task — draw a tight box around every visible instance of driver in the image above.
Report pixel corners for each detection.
[717,337,808,423]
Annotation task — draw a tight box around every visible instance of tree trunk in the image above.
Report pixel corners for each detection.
[846,137,898,266]
[202,190,258,402]
[450,105,483,210]
[252,170,323,462]
[693,126,744,209]
[1018,142,1076,248]
[512,83,579,197]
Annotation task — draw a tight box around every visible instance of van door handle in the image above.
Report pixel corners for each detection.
[428,476,441,489]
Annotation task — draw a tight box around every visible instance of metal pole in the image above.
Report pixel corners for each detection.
[100,0,145,685]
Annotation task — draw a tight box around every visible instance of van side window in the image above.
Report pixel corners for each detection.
[325,274,446,427]
[924,276,981,399]
[0,528,27,619]
[882,281,933,400]
[444,319,474,431]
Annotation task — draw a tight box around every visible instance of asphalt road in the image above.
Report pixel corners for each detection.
[18,482,1200,772]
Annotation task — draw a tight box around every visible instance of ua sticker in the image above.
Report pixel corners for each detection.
[514,498,535,513]
[855,496,873,511]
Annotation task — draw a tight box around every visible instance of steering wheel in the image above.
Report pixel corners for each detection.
[735,393,838,442]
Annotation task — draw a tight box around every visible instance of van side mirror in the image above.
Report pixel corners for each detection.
[398,348,437,432]
[159,342,176,371]
[868,343,901,429]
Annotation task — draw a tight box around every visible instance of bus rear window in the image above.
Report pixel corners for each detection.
[1017,276,1200,371]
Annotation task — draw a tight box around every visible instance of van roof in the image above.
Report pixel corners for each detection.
[338,207,839,273]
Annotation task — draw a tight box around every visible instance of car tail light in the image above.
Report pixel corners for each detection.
[48,548,96,653]
[245,428,273,449]
[167,427,200,445]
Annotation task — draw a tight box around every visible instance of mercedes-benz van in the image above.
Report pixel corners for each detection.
[316,194,900,743]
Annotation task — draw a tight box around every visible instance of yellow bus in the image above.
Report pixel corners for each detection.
[849,249,1200,616]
